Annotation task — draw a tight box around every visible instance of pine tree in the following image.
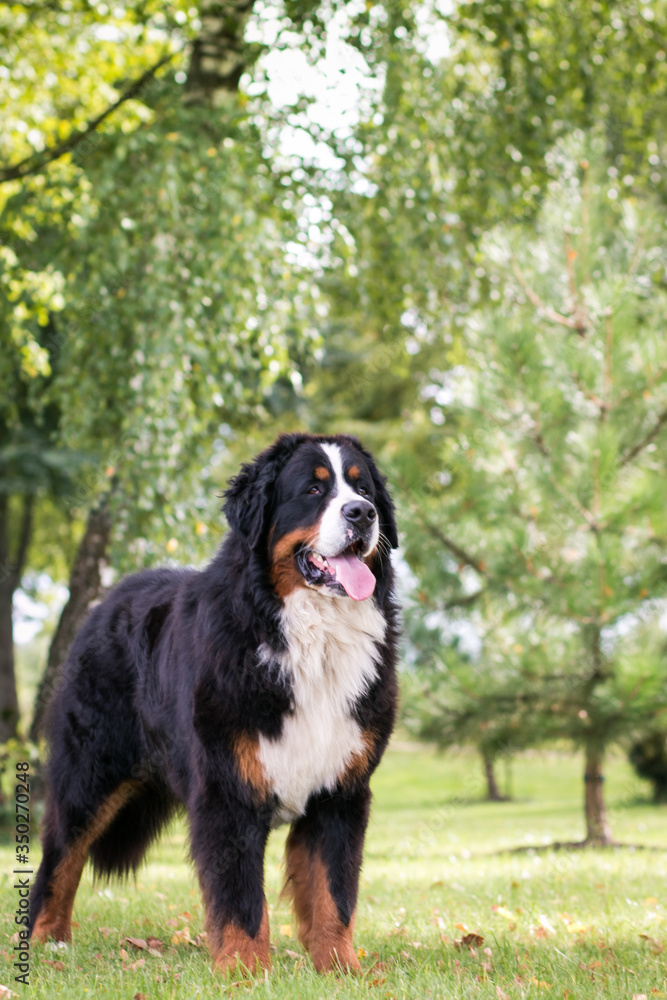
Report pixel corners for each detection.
[402,136,667,844]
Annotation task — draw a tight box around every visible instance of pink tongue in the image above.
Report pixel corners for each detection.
[327,553,376,601]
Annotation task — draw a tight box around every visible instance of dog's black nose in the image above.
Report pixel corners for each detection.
[342,500,377,529]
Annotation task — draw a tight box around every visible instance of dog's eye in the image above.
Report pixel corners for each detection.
[308,486,320,495]
[358,486,368,496]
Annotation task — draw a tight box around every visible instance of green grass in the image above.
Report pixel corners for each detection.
[2,745,666,998]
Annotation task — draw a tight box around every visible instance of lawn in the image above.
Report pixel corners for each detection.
[1,744,666,998]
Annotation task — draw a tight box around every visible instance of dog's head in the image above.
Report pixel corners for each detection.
[223,433,398,601]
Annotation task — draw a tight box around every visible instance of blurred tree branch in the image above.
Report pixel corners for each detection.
[0,50,176,185]
[619,406,667,466]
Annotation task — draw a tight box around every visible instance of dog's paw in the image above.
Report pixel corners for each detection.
[213,949,271,977]
[310,943,361,974]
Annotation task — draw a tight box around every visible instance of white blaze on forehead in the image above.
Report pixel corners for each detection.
[319,442,358,502]
[316,442,379,558]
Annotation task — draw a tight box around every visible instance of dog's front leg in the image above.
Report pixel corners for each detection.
[189,786,272,975]
[284,784,371,973]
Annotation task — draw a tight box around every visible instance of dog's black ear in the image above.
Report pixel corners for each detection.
[223,435,303,548]
[362,448,399,549]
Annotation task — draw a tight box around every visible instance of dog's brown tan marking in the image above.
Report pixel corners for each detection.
[271,527,318,563]
[284,838,360,973]
[347,465,360,480]
[271,560,307,599]
[206,896,271,974]
[233,732,271,800]
[32,781,138,943]
[270,526,319,598]
[314,466,330,480]
[339,731,376,787]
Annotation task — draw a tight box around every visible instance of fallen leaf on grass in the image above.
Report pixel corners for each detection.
[639,934,664,955]
[42,960,65,971]
[454,933,485,949]
[496,988,510,1000]
[171,927,193,946]
[284,949,302,961]
[0,986,18,999]
[530,976,553,990]
[491,906,514,920]
[123,936,148,950]
[279,924,292,938]
[98,927,115,938]
[168,927,205,948]
[133,994,147,1000]
[632,994,648,1000]
[123,935,163,958]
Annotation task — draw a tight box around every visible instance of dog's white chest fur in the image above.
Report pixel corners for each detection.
[258,589,385,825]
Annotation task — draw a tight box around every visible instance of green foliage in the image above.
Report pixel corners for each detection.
[0,2,324,572]
[401,136,667,771]
[311,0,667,468]
[402,608,544,764]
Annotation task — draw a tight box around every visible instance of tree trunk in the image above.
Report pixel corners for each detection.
[184,0,257,105]
[30,499,111,742]
[483,752,503,801]
[0,493,34,742]
[583,744,613,845]
[0,574,19,742]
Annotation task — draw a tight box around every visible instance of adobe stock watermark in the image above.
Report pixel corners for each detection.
[13,760,32,986]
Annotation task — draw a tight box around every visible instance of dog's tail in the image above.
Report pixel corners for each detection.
[89,781,178,878]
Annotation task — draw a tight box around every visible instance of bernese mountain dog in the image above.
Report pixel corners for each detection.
[30,433,399,975]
